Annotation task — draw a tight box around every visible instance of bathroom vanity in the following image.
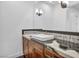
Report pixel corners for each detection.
[23,35,63,58]
[22,29,79,58]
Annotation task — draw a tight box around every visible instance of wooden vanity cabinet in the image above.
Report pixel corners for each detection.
[23,37,44,58]
[23,37,64,58]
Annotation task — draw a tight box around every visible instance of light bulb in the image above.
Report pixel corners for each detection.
[35,8,43,16]
[35,9,39,13]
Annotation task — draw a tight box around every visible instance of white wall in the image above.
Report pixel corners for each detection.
[0,1,34,57]
[34,2,67,31]
[66,3,79,32]
[66,8,78,32]
[34,1,79,32]
[53,4,67,31]
[77,14,79,32]
[34,2,55,29]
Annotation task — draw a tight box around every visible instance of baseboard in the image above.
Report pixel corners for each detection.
[7,51,23,58]
[17,55,25,58]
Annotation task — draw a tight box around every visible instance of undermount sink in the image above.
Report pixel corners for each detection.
[31,34,54,41]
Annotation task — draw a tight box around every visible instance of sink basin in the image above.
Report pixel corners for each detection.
[31,34,54,41]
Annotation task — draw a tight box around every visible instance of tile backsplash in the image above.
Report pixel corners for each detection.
[54,33,79,52]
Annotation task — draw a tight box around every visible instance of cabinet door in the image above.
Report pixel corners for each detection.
[23,37,29,57]
[31,40,44,58]
[28,40,36,58]
[33,48,44,58]
[28,40,42,58]
[23,38,35,58]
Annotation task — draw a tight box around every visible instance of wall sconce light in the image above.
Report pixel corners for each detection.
[60,1,69,8]
[35,8,43,16]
